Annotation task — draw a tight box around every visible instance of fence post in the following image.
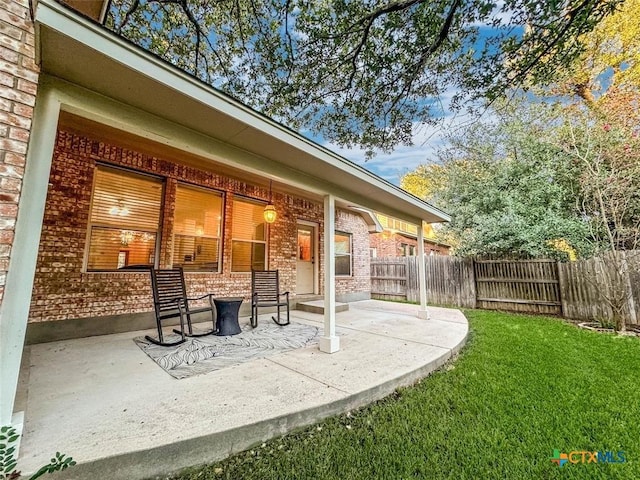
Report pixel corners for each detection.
[405,256,412,302]
[407,257,413,301]
[557,261,568,319]
[622,251,638,325]
[470,257,477,309]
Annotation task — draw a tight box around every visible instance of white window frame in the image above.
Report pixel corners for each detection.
[335,231,352,277]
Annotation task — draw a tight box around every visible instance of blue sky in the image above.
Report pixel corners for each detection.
[322,124,446,185]
[316,24,514,186]
[317,90,482,186]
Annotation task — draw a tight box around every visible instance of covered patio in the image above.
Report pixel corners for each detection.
[0,3,458,479]
[16,300,467,479]
[2,0,452,440]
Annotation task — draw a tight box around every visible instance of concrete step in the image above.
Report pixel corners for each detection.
[296,299,349,314]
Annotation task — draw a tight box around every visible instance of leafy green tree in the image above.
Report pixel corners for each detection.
[403,88,640,261]
[554,103,640,330]
[399,1,640,324]
[105,0,621,154]
[545,0,640,106]
[402,101,592,259]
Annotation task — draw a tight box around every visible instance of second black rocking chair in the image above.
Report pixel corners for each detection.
[250,269,290,328]
[145,267,216,346]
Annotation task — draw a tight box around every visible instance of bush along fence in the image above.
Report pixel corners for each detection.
[370,252,640,325]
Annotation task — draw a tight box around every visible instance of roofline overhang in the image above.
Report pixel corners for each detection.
[32,0,451,225]
[348,207,384,233]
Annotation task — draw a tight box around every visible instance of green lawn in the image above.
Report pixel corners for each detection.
[173,310,640,480]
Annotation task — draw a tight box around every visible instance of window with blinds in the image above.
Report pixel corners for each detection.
[86,166,163,271]
[231,198,266,272]
[335,232,352,276]
[173,184,223,272]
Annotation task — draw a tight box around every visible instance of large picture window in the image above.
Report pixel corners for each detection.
[86,166,163,271]
[173,184,223,272]
[335,232,352,276]
[231,198,266,272]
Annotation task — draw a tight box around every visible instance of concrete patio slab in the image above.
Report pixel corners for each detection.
[16,300,468,480]
[269,331,451,395]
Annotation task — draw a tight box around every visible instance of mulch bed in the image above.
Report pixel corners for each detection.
[577,322,640,337]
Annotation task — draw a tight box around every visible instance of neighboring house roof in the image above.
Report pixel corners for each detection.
[375,213,450,246]
[32,0,451,225]
[393,231,451,248]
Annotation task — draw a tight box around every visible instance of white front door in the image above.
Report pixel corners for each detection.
[296,224,315,294]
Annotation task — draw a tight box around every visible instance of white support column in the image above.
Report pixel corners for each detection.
[320,194,340,353]
[417,220,429,320]
[0,86,61,428]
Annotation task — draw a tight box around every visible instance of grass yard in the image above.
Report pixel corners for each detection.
[172,310,640,480]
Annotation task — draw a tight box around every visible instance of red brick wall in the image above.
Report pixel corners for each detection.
[0,0,39,304]
[29,127,371,322]
[370,232,450,257]
[370,232,401,257]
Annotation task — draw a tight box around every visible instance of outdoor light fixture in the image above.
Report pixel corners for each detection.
[264,180,277,224]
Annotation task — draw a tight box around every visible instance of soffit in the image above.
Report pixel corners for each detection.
[57,0,106,21]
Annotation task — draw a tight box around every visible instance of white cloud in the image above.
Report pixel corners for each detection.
[325,110,481,185]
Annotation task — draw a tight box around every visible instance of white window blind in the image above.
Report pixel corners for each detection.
[231,198,267,272]
[173,184,223,272]
[90,167,162,231]
[232,199,266,241]
[86,166,162,271]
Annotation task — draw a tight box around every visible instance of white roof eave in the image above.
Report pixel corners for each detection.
[33,0,451,225]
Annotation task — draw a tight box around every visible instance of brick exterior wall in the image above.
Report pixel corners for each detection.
[28,127,371,323]
[370,232,450,258]
[334,209,370,296]
[0,0,39,304]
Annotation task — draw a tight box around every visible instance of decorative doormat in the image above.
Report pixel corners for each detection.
[134,322,320,379]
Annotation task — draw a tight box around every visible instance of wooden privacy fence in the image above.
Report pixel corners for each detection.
[371,256,476,308]
[474,259,561,315]
[370,252,639,324]
[557,251,640,323]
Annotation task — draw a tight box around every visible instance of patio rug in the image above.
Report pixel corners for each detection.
[134,321,320,379]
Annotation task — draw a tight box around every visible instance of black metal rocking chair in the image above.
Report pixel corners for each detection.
[145,267,216,346]
[250,269,290,328]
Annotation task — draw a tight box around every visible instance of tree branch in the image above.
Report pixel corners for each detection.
[506,0,600,87]
[385,0,461,116]
[116,0,140,34]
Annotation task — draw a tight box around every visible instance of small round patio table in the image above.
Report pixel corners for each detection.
[214,297,244,336]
